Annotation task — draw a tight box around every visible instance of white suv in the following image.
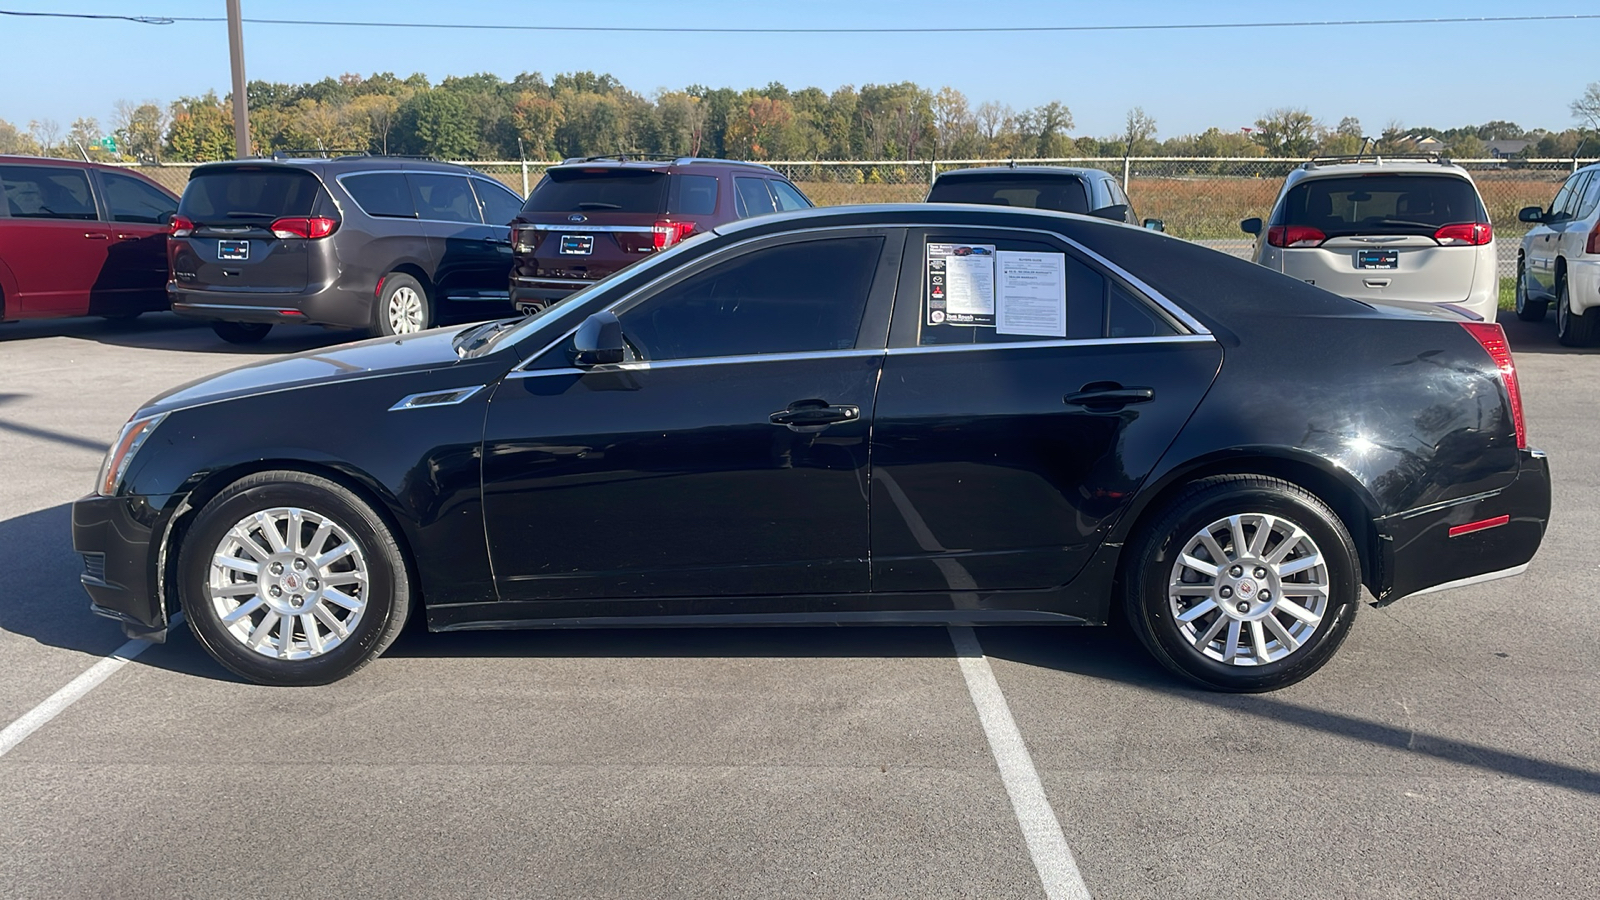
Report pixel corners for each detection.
[1241,157,1497,322]
[1514,161,1600,345]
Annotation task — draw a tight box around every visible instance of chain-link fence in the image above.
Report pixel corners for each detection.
[119,156,1598,279]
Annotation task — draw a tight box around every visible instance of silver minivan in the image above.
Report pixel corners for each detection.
[1242,157,1497,322]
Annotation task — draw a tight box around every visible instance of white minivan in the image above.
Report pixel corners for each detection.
[1242,157,1497,322]
[1514,161,1600,346]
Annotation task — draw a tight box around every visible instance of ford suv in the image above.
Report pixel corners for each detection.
[1514,161,1600,345]
[1241,156,1497,322]
[168,155,523,343]
[508,156,812,312]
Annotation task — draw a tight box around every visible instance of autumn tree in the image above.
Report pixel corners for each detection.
[1251,108,1319,156]
[165,93,233,161]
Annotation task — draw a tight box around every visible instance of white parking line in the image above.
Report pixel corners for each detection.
[950,625,1092,900]
[0,616,178,759]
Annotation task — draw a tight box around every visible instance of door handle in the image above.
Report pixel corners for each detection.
[769,400,859,431]
[83,232,109,240]
[1063,384,1155,410]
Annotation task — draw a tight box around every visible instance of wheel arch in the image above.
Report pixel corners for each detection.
[384,263,435,300]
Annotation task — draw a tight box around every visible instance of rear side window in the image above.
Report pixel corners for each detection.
[927,175,1090,215]
[409,173,480,224]
[671,174,719,216]
[771,180,811,211]
[342,173,415,218]
[1556,172,1592,220]
[1277,174,1486,235]
[473,178,523,226]
[734,177,777,218]
[180,168,321,222]
[1577,170,1600,220]
[0,165,97,220]
[101,171,176,224]
[524,169,669,214]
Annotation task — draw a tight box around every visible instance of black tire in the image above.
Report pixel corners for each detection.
[372,273,432,337]
[1514,257,1546,322]
[1555,277,1599,347]
[212,321,273,344]
[177,470,412,686]
[1122,475,1360,692]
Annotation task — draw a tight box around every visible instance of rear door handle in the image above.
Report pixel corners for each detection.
[1063,385,1155,410]
[83,232,109,240]
[769,400,860,431]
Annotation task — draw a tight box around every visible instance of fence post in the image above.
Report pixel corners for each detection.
[521,160,530,196]
[1122,157,1131,188]
[930,159,937,185]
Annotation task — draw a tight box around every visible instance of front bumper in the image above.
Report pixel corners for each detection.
[169,280,373,329]
[1377,447,1551,604]
[71,492,174,641]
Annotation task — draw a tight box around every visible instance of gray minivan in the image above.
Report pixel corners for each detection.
[168,155,523,343]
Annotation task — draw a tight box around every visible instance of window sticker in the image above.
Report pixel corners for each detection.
[926,243,995,326]
[995,251,1066,337]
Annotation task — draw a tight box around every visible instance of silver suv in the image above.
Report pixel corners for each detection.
[1242,156,1497,322]
[1514,161,1600,345]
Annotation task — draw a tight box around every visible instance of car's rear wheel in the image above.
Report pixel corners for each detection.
[373,273,431,337]
[177,471,411,686]
[1123,475,1360,692]
[211,321,273,344]
[1555,277,1599,346]
[1514,257,1546,322]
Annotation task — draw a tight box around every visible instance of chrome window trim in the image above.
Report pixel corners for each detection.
[887,334,1214,356]
[509,221,1214,372]
[387,385,485,411]
[506,349,884,380]
[514,223,657,233]
[513,275,594,285]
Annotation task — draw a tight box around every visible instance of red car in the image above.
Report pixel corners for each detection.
[0,155,179,323]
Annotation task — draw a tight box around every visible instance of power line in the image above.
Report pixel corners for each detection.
[3,9,1600,34]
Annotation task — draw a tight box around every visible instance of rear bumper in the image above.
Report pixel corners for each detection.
[509,275,593,307]
[71,492,173,641]
[1376,447,1551,604]
[169,280,373,329]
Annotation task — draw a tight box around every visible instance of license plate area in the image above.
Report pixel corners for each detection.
[559,234,594,256]
[1356,249,1398,269]
[218,239,250,261]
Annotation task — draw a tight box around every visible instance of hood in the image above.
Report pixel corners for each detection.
[140,326,490,416]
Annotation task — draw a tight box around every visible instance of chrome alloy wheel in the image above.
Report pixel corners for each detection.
[208,507,370,660]
[1167,513,1329,666]
[386,285,425,334]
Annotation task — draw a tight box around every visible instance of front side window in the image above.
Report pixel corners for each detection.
[733,177,777,218]
[409,173,481,224]
[0,165,97,220]
[101,171,176,224]
[619,236,883,361]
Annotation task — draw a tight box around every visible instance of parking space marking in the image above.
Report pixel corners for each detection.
[950,626,1092,900]
[0,615,179,759]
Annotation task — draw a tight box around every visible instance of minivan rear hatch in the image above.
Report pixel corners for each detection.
[175,164,326,292]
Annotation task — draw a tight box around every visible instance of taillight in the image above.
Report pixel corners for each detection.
[1461,322,1526,450]
[652,220,696,250]
[1266,225,1326,248]
[512,226,538,253]
[170,215,194,237]
[1433,222,1493,246]
[269,216,339,239]
[1587,220,1600,255]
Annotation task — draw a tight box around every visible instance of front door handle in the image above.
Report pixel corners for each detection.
[1063,384,1155,410]
[769,399,860,431]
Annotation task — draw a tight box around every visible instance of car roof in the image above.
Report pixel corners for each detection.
[1284,159,1478,191]
[0,154,149,174]
[188,155,481,176]
[545,156,782,176]
[934,165,1107,181]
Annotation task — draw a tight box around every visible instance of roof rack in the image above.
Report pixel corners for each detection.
[270,148,371,159]
[1303,152,1453,170]
[555,154,776,171]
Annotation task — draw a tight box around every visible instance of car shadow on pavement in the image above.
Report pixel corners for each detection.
[0,313,361,354]
[1496,312,1594,355]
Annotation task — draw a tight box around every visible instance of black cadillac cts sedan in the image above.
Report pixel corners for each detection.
[74,204,1550,691]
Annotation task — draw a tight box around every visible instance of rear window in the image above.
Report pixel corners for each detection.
[524,169,668,214]
[180,167,321,222]
[928,175,1090,214]
[1277,174,1486,236]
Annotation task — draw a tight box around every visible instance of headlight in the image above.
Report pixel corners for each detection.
[96,412,167,497]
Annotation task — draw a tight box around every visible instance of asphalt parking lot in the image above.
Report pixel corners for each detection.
[2,312,1597,899]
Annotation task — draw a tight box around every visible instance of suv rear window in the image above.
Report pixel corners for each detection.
[180,167,321,222]
[1278,174,1486,236]
[524,169,668,214]
[928,176,1090,214]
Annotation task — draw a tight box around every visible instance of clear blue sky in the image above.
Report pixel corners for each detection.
[1,0,1594,142]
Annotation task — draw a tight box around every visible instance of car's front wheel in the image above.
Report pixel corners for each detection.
[211,321,272,344]
[177,471,411,686]
[373,273,431,337]
[1514,257,1546,322]
[1123,476,1360,692]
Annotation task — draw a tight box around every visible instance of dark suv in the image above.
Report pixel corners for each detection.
[926,165,1162,230]
[509,156,812,310]
[168,155,524,343]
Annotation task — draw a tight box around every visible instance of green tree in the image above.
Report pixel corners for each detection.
[397,90,477,158]
[1251,108,1318,156]
[0,117,41,155]
[165,93,234,161]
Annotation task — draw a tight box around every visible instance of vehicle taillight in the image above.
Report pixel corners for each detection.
[512,226,538,253]
[652,220,696,250]
[170,215,194,237]
[1433,222,1493,246]
[1461,322,1526,450]
[1266,225,1326,248]
[269,216,339,239]
[1587,220,1600,255]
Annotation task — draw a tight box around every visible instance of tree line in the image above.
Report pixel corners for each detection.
[2,72,1597,163]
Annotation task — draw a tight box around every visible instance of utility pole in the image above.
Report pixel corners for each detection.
[226,0,250,158]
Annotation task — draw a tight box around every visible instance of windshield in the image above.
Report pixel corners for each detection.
[180,167,322,222]
[523,169,669,214]
[1277,174,1485,236]
[928,175,1090,214]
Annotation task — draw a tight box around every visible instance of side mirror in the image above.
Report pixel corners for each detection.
[1090,204,1129,222]
[573,311,625,366]
[1240,217,1263,236]
[1142,218,1165,232]
[1518,206,1547,224]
